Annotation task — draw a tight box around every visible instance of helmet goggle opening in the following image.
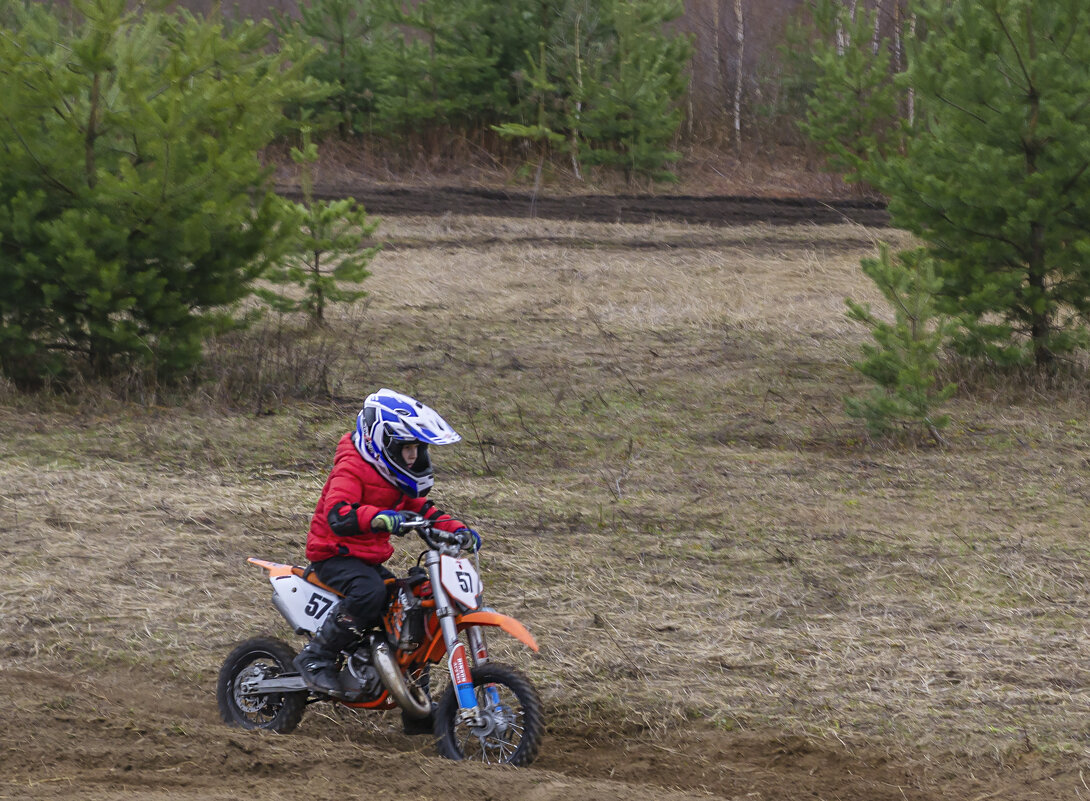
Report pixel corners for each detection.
[385,437,430,475]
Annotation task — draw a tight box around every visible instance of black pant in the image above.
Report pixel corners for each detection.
[312,557,395,627]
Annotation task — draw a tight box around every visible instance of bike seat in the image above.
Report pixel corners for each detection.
[296,564,343,596]
[297,564,427,596]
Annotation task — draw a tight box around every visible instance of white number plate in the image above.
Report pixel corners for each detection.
[439,555,482,610]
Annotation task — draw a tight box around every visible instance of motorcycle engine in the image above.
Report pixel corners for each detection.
[340,651,384,702]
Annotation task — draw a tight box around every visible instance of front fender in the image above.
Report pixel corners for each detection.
[458,610,539,653]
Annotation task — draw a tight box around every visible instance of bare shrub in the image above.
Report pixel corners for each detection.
[939,350,1090,406]
[199,320,352,412]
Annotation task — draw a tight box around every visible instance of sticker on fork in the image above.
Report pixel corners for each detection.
[448,642,477,709]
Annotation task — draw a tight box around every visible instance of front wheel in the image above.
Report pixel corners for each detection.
[217,636,306,733]
[434,662,544,766]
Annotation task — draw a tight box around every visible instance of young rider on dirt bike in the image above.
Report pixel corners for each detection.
[294,389,479,733]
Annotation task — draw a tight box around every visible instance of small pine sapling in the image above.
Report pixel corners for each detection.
[493,42,566,190]
[260,129,380,325]
[844,246,957,445]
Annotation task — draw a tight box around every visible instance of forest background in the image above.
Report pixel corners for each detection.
[173,0,856,190]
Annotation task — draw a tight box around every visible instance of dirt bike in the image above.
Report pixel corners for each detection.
[216,513,544,766]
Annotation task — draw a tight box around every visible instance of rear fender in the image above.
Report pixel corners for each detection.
[248,558,340,633]
[247,557,294,577]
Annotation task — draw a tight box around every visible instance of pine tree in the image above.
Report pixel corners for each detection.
[493,42,567,186]
[493,1,605,178]
[799,0,1090,370]
[567,0,691,182]
[797,0,902,186]
[259,129,379,325]
[375,0,508,136]
[0,0,320,387]
[845,246,958,444]
[276,0,691,182]
[276,0,383,136]
[891,0,1090,368]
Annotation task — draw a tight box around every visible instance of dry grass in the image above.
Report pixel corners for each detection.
[276,138,864,200]
[2,213,1089,777]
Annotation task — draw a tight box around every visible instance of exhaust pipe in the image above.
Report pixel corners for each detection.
[370,635,432,719]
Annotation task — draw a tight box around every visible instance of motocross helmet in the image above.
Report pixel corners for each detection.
[353,389,461,497]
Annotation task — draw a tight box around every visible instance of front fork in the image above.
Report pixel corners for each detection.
[468,625,504,708]
[425,552,499,724]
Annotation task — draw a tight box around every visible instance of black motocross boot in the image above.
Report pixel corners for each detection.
[293,606,360,695]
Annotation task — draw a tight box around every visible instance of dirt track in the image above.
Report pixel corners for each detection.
[2,669,1035,801]
[294,184,890,228]
[6,190,1077,801]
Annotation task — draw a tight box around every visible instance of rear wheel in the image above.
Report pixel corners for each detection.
[434,662,544,766]
[217,636,306,733]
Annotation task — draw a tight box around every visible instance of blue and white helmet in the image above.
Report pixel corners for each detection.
[353,389,461,497]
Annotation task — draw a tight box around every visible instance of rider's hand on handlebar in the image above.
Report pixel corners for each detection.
[454,527,482,553]
[371,510,405,536]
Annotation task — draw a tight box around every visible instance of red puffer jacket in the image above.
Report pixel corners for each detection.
[305,433,466,565]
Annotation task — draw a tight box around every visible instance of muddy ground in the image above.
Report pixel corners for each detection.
[2,669,1059,801]
[292,184,891,228]
[3,187,1079,801]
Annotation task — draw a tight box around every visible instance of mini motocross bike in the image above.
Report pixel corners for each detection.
[216,514,544,766]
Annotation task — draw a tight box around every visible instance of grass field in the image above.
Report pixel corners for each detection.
[2,212,1088,798]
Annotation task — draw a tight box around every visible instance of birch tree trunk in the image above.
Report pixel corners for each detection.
[835,0,846,54]
[837,0,860,54]
[732,0,744,151]
[907,10,917,127]
[893,0,903,71]
[712,0,722,107]
[872,0,884,55]
[571,14,583,180]
[894,3,917,128]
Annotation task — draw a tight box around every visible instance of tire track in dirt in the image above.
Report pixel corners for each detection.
[286,184,889,228]
[371,234,879,253]
[3,669,1047,801]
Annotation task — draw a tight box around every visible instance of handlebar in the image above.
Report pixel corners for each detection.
[396,513,471,554]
